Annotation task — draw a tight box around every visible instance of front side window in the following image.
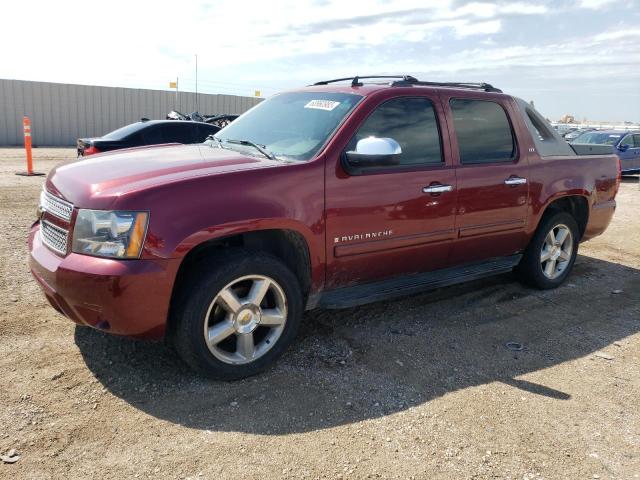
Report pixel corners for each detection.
[450,99,516,164]
[213,92,362,161]
[346,97,443,167]
[620,134,635,148]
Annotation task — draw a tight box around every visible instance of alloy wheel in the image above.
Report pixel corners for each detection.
[540,224,573,279]
[203,275,287,365]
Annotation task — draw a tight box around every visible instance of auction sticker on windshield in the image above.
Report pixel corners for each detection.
[304,100,341,111]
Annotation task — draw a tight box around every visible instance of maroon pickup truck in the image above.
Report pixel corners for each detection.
[29,76,620,379]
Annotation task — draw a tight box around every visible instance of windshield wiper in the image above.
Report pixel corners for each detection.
[224,139,276,160]
[207,135,224,149]
[207,136,278,161]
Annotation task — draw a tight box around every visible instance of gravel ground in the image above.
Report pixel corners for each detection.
[0,148,639,480]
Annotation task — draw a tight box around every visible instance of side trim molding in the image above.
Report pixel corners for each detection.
[458,219,524,238]
[334,229,455,257]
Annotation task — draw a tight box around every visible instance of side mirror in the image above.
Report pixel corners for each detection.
[618,143,630,152]
[345,137,402,169]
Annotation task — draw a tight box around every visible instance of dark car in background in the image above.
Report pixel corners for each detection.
[77,120,220,156]
[553,124,576,138]
[571,130,640,174]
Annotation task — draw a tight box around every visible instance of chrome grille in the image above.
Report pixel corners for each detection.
[41,220,69,255]
[40,189,74,221]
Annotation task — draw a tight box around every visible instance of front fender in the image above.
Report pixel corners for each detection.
[171,218,326,293]
[116,159,326,290]
[173,218,319,257]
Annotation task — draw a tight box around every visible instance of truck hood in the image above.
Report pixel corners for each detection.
[46,144,280,208]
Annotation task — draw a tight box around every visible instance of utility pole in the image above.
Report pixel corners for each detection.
[176,77,179,111]
[195,54,198,112]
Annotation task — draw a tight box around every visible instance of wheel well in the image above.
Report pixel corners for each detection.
[166,229,312,341]
[543,196,589,239]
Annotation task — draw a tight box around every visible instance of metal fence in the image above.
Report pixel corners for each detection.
[0,79,263,147]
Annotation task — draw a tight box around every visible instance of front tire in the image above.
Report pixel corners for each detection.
[516,211,579,289]
[172,250,303,380]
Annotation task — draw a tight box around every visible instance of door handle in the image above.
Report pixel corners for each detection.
[504,176,527,186]
[423,184,453,194]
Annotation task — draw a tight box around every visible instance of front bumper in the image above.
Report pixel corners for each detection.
[28,223,180,339]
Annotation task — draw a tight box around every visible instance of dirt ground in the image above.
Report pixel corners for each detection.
[0,148,639,480]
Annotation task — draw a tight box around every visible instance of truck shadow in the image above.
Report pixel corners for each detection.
[75,254,640,434]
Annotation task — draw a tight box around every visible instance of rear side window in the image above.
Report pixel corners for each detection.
[450,99,516,164]
[141,126,166,145]
[163,123,196,144]
[346,97,442,167]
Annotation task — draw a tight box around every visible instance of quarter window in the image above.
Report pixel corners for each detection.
[346,97,443,168]
[525,108,554,142]
[450,99,516,164]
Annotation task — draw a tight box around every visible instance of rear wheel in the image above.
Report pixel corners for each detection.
[516,211,579,289]
[172,250,303,380]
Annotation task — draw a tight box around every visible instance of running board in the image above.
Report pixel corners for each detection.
[317,255,522,309]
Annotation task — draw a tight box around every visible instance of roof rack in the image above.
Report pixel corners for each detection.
[311,75,502,93]
[392,78,502,93]
[312,75,419,87]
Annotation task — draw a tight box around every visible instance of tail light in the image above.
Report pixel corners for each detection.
[83,145,100,156]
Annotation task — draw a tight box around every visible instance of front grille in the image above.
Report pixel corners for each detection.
[41,220,69,255]
[41,190,74,221]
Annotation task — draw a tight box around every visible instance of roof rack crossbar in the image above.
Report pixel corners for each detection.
[312,75,419,87]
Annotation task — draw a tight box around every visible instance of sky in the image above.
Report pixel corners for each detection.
[1,0,639,122]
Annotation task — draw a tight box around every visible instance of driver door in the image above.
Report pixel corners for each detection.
[324,94,457,289]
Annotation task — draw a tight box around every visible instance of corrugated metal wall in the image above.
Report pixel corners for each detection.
[0,79,263,146]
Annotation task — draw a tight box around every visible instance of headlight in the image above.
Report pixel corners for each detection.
[72,210,149,259]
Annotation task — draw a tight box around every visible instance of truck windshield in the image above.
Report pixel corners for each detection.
[212,92,362,161]
[573,131,622,145]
